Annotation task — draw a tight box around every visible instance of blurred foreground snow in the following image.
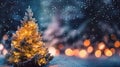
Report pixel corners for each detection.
[48,55,120,67]
[0,55,120,67]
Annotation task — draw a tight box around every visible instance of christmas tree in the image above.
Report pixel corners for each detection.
[7,6,53,67]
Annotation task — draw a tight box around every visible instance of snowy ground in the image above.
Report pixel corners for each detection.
[0,55,120,67]
[48,55,120,67]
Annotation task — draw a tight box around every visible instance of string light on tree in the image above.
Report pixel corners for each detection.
[7,6,53,67]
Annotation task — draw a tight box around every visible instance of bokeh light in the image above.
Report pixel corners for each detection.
[0,44,4,51]
[114,41,120,48]
[65,48,73,56]
[83,39,91,47]
[87,46,93,53]
[73,49,79,56]
[110,48,115,54]
[104,49,113,57]
[95,50,102,58]
[79,49,88,58]
[3,49,8,55]
[98,42,105,50]
[48,47,56,56]
[2,34,8,40]
[56,49,60,56]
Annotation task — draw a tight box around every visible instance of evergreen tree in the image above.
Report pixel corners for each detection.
[7,6,53,67]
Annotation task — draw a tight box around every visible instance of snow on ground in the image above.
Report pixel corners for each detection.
[48,55,120,67]
[0,55,120,67]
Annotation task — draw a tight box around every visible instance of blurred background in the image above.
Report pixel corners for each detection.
[0,0,120,67]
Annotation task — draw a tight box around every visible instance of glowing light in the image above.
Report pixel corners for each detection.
[13,52,20,56]
[12,41,17,45]
[110,48,115,54]
[56,49,60,56]
[48,47,56,56]
[98,42,105,50]
[65,48,73,56]
[83,39,91,47]
[0,44,4,50]
[3,35,8,40]
[79,49,88,58]
[3,49,8,55]
[28,21,36,27]
[104,49,113,57]
[26,54,32,58]
[87,46,93,53]
[73,49,79,56]
[114,41,120,48]
[95,50,102,58]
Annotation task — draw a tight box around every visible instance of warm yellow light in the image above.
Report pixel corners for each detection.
[28,21,36,27]
[26,53,32,58]
[23,30,28,35]
[14,59,19,63]
[98,42,105,50]
[13,52,20,56]
[12,41,17,45]
[83,39,91,47]
[95,50,102,58]
[114,41,120,48]
[8,7,52,65]
[104,49,112,57]
[38,58,46,65]
[79,49,88,58]
[87,46,93,53]
[65,48,73,56]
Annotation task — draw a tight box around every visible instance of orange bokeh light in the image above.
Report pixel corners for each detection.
[95,50,102,58]
[87,46,93,53]
[79,49,88,58]
[110,48,115,54]
[65,48,73,56]
[98,42,105,50]
[104,49,113,57]
[83,39,91,47]
[73,49,79,56]
[56,49,60,56]
[114,41,120,48]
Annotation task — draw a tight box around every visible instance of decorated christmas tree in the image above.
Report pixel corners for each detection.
[7,6,53,67]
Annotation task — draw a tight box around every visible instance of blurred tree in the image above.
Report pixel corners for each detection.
[7,7,53,67]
